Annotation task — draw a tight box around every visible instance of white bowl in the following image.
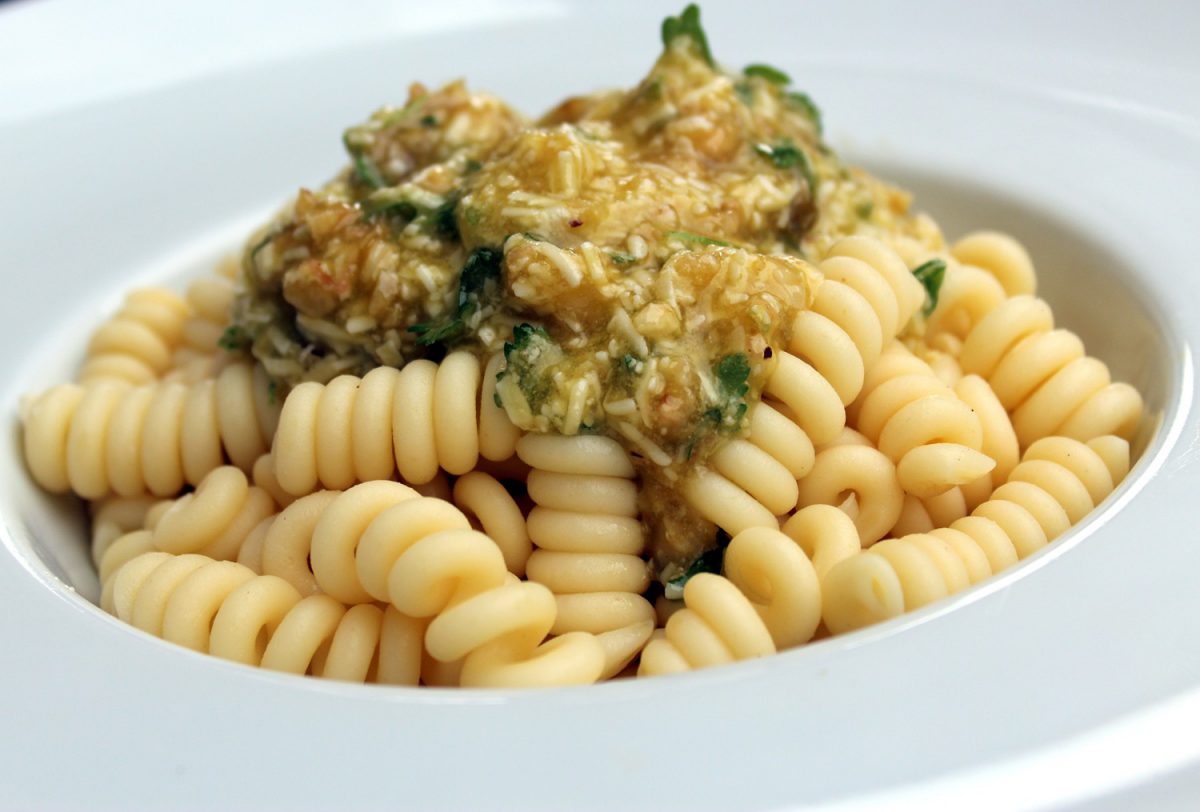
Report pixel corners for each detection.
[2,1,1198,808]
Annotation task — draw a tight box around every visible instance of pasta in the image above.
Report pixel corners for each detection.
[519,434,655,678]
[18,5,1149,688]
[822,436,1128,634]
[271,352,519,494]
[79,288,191,385]
[23,361,277,498]
[960,296,1144,445]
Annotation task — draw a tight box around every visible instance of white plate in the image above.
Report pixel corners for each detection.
[3,1,1199,809]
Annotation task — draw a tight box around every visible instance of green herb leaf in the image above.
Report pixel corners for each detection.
[431,194,459,239]
[666,230,731,247]
[912,258,947,318]
[503,323,551,362]
[420,114,437,128]
[464,159,483,174]
[733,80,754,106]
[609,252,636,265]
[218,325,249,352]
[456,248,503,308]
[351,151,387,190]
[744,63,791,84]
[755,139,819,200]
[754,140,803,169]
[409,313,469,346]
[715,353,750,397]
[665,530,732,597]
[661,4,713,66]
[622,354,641,373]
[785,91,823,135]
[496,323,560,413]
[408,247,503,347]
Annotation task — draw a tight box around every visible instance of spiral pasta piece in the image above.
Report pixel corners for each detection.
[822,435,1128,633]
[924,260,1007,344]
[78,288,191,384]
[90,495,168,569]
[823,235,926,337]
[853,342,994,499]
[200,478,606,686]
[161,274,240,383]
[789,238,913,405]
[950,230,1037,297]
[272,351,520,496]
[22,360,279,499]
[682,348,846,536]
[960,296,1143,446]
[147,466,277,559]
[518,434,654,678]
[795,443,904,545]
[452,471,532,578]
[180,275,236,356]
[638,527,821,676]
[104,551,426,684]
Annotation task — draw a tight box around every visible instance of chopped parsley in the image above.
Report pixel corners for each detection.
[217,325,250,352]
[785,91,823,135]
[408,247,503,346]
[610,252,636,265]
[420,114,437,128]
[350,150,387,190]
[364,189,459,239]
[912,258,948,318]
[744,63,791,84]
[689,352,752,451]
[754,140,804,169]
[661,4,713,66]
[754,139,818,200]
[666,230,731,247]
[664,530,732,599]
[431,195,459,239]
[495,323,561,413]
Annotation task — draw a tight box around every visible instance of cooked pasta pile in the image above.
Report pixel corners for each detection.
[20,6,1144,687]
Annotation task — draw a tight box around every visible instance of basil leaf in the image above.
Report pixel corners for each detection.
[912,258,948,317]
[661,4,714,66]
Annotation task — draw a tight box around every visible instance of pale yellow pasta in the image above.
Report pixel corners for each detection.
[789,237,914,405]
[89,495,167,569]
[960,296,1144,446]
[271,351,519,496]
[250,453,296,508]
[795,443,904,545]
[148,466,277,559]
[518,434,655,678]
[950,230,1037,297]
[639,527,820,676]
[15,10,1161,692]
[825,235,926,332]
[451,471,532,577]
[822,435,1129,633]
[104,551,424,684]
[682,347,847,535]
[22,360,278,499]
[853,342,994,499]
[924,261,1007,344]
[79,288,191,384]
